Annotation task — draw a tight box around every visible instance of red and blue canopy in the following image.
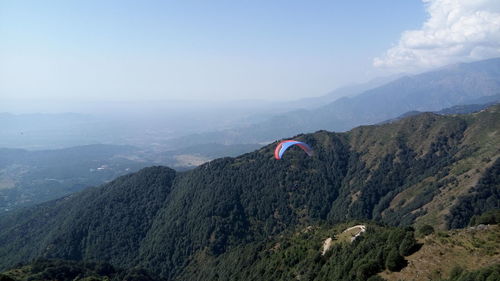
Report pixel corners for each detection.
[274,140,313,160]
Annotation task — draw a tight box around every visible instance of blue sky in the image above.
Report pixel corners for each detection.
[0,0,429,104]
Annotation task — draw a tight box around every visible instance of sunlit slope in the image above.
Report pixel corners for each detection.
[381,225,500,281]
[346,105,500,228]
[0,105,498,280]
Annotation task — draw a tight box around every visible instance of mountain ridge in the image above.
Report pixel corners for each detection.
[166,57,500,148]
[0,104,498,280]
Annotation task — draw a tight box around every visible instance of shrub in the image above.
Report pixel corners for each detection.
[385,248,405,272]
[418,224,435,236]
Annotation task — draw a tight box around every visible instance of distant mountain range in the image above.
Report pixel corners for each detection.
[1,104,498,280]
[380,100,500,124]
[167,57,500,148]
[281,73,404,109]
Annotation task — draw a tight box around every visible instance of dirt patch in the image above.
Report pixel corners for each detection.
[173,154,210,166]
[321,237,333,255]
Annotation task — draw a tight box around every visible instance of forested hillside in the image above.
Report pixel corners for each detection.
[0,259,163,281]
[0,105,498,280]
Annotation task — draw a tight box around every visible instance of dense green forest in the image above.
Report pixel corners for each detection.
[0,105,499,280]
[179,223,418,281]
[0,259,161,281]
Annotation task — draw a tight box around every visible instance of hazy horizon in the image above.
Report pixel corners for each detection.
[1,0,500,150]
[1,0,428,113]
[3,1,500,113]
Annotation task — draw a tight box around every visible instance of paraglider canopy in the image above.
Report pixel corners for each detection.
[274,140,313,160]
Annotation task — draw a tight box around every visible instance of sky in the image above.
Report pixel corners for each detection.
[1,0,499,110]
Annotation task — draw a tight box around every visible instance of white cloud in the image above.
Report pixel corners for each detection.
[374,0,500,71]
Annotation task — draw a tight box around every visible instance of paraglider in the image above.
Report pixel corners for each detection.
[274,140,313,160]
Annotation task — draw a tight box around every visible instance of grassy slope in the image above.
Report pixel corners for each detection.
[422,106,500,228]
[381,225,500,281]
[366,106,500,229]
